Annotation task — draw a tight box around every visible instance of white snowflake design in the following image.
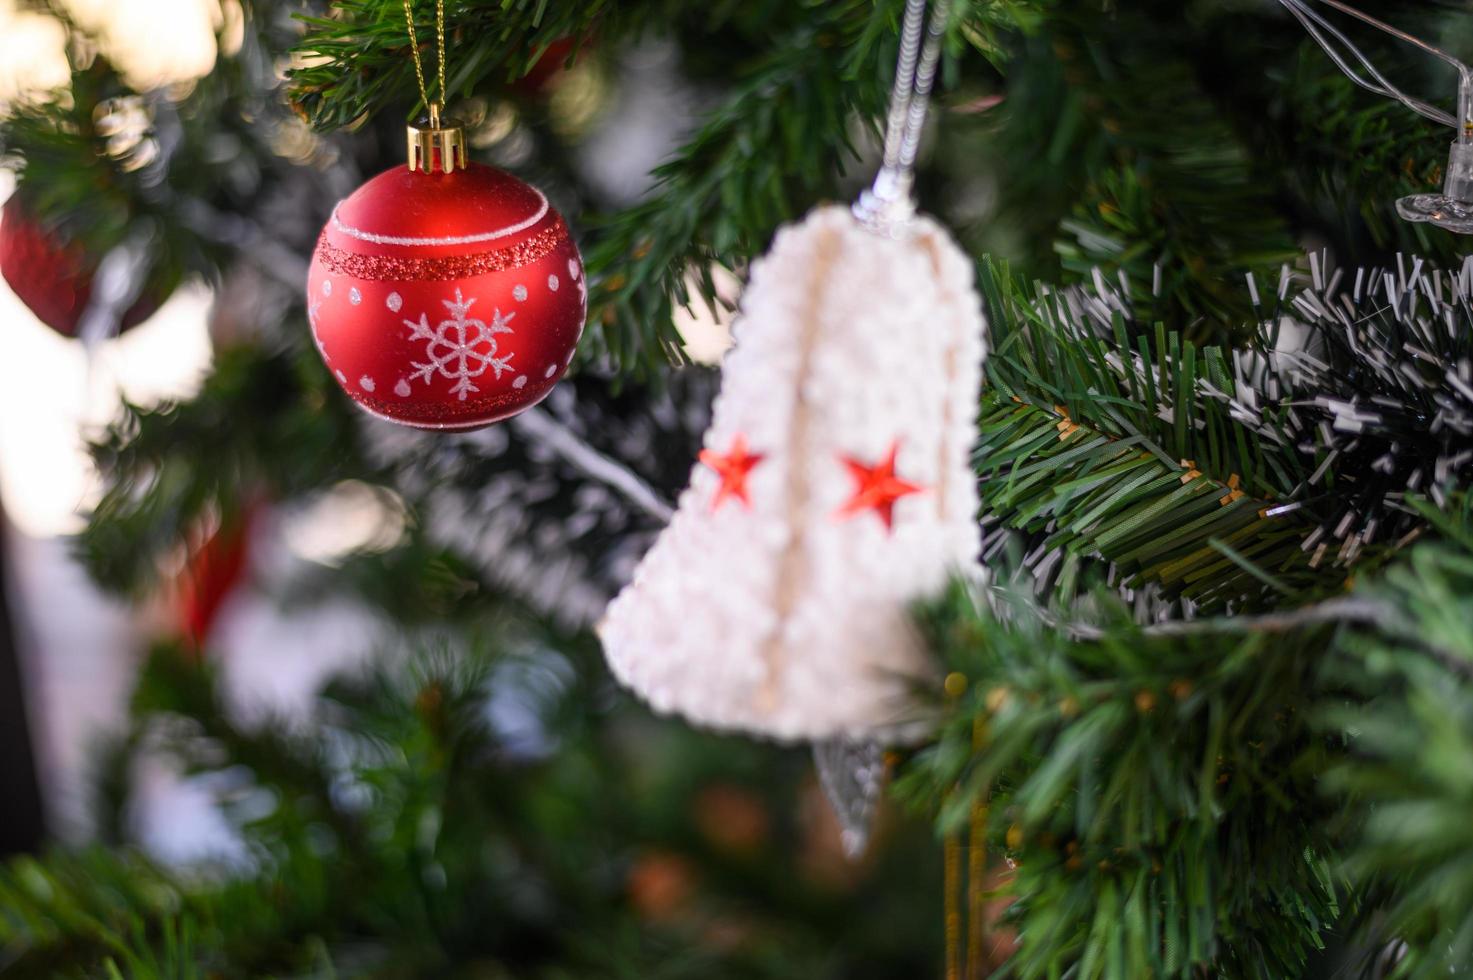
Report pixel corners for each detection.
[404,288,515,400]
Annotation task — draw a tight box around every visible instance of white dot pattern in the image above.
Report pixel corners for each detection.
[386,292,403,312]
[513,285,528,302]
[547,274,559,292]
[349,287,362,305]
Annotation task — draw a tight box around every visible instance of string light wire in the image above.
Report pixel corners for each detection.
[1281,0,1473,231]
[1278,0,1470,136]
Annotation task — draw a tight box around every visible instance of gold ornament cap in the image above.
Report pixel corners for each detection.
[407,102,467,174]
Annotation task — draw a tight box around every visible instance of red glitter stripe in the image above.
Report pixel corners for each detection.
[315,219,568,282]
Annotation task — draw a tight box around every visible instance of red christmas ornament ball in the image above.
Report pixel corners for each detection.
[307,163,586,430]
[0,196,162,337]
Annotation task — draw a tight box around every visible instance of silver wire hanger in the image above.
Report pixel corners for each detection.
[853,0,951,235]
[815,0,951,864]
[1279,0,1473,234]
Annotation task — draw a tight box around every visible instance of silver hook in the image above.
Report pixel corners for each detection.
[854,0,951,235]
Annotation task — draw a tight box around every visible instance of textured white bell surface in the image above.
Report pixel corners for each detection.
[599,205,985,742]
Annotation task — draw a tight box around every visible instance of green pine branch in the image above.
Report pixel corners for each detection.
[286,0,636,130]
[1319,497,1473,979]
[977,397,1323,611]
[0,847,215,979]
[897,492,1473,978]
[975,249,1473,612]
[976,263,1327,611]
[946,3,1301,337]
[897,579,1345,979]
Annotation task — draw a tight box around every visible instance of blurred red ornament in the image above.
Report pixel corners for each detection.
[627,850,697,921]
[175,505,257,652]
[0,196,162,338]
[307,159,585,430]
[513,36,579,95]
[692,783,771,854]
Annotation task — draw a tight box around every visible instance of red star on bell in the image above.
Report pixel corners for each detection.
[699,434,765,511]
[835,440,925,531]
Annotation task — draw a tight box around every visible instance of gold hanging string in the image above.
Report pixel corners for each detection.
[402,0,447,122]
[402,0,465,172]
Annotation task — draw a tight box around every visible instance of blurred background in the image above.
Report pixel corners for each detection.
[0,0,243,854]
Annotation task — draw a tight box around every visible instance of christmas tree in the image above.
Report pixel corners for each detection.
[1,0,1471,977]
